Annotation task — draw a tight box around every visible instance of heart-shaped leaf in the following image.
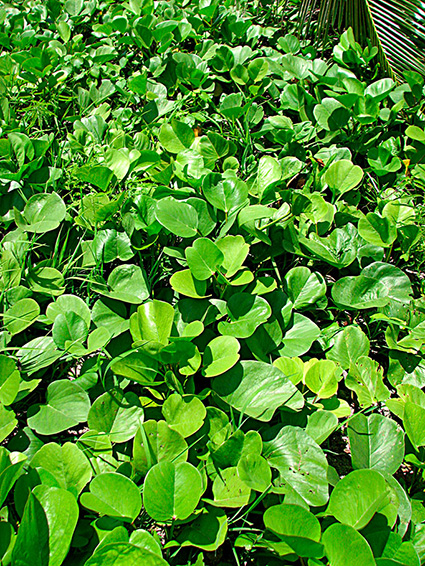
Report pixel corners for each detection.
[143,461,202,521]
[80,473,142,522]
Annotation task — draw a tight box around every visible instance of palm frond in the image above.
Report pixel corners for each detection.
[298,0,425,78]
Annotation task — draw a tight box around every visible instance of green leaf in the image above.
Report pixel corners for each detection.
[0,355,20,406]
[218,293,271,339]
[327,469,391,529]
[27,380,90,435]
[216,235,249,277]
[27,266,65,296]
[255,156,281,201]
[213,360,304,421]
[143,461,203,521]
[212,466,251,507]
[31,442,92,497]
[155,197,199,238]
[301,224,360,268]
[304,359,342,399]
[203,173,248,214]
[133,420,188,476]
[99,264,150,304]
[46,294,91,326]
[185,238,224,280]
[80,473,142,522]
[346,356,390,407]
[12,486,79,566]
[347,413,404,475]
[278,313,320,357]
[0,404,17,443]
[284,266,326,309]
[327,325,370,369]
[323,523,375,566]
[159,120,195,153]
[306,410,338,445]
[176,506,228,551]
[332,262,412,309]
[314,98,351,131]
[0,447,26,508]
[237,454,271,491]
[88,391,144,443]
[15,192,66,233]
[110,351,158,385]
[130,299,174,350]
[263,426,329,506]
[358,213,397,247]
[162,394,206,438]
[324,159,363,196]
[264,503,324,558]
[202,335,240,377]
[74,166,114,191]
[84,543,168,566]
[52,311,89,350]
[170,270,208,299]
[4,298,40,335]
[404,401,425,450]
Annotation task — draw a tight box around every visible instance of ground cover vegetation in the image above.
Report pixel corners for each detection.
[1,0,425,564]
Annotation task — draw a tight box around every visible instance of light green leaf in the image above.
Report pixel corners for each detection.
[202,335,240,377]
[4,298,40,335]
[213,361,304,421]
[88,391,144,443]
[162,394,206,437]
[159,120,195,153]
[263,426,329,507]
[323,523,375,566]
[130,299,174,350]
[0,356,20,406]
[143,461,202,521]
[170,270,208,299]
[85,542,168,566]
[212,466,251,507]
[27,380,90,435]
[324,159,363,196]
[80,473,142,522]
[31,442,92,497]
[15,193,66,233]
[327,469,391,529]
[155,197,199,238]
[185,238,224,280]
[133,420,188,476]
[348,413,404,475]
[264,503,324,558]
[12,486,79,566]
[218,293,271,339]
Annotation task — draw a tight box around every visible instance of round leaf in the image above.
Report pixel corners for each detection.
[327,469,391,530]
[324,159,363,195]
[213,361,304,421]
[263,426,329,507]
[85,543,168,566]
[185,238,224,280]
[80,472,142,522]
[348,413,404,475]
[323,523,375,566]
[162,394,206,438]
[143,462,202,522]
[15,192,66,233]
[27,380,90,435]
[4,298,40,335]
[202,335,240,377]
[155,197,198,238]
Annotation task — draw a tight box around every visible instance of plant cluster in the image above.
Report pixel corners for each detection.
[1,0,425,565]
